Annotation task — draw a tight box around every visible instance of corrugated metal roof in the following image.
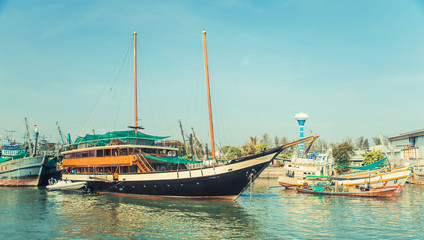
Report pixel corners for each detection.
[389,129,424,141]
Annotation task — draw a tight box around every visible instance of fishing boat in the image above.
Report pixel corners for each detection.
[277,151,334,189]
[296,185,397,197]
[333,164,411,192]
[279,156,411,192]
[61,31,317,201]
[0,121,50,186]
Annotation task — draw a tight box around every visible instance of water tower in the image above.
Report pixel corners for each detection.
[295,113,309,155]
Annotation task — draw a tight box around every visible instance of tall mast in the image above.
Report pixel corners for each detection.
[202,30,216,160]
[134,32,139,133]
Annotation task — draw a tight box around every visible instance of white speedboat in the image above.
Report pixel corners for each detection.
[46,179,87,191]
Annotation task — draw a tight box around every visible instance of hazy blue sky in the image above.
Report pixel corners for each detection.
[1,0,423,147]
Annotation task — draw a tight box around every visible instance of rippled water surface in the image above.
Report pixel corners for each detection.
[1,179,424,239]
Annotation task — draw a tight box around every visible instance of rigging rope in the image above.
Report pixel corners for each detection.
[80,39,132,135]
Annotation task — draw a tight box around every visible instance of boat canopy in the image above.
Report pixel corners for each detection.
[73,130,169,147]
[336,157,387,171]
[142,154,203,164]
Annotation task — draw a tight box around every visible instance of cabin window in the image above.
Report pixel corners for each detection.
[143,148,154,154]
[82,151,89,158]
[119,148,128,156]
[89,151,95,157]
[64,154,70,159]
[96,150,103,157]
[76,152,82,158]
[130,166,138,173]
[104,149,111,156]
[71,153,76,158]
[112,149,118,156]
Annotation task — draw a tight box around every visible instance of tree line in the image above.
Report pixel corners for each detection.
[214,134,389,170]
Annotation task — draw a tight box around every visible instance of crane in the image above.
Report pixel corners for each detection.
[56,122,66,146]
[24,117,33,156]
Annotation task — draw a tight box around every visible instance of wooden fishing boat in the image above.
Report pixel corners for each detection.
[296,186,397,197]
[333,166,411,192]
[278,157,411,193]
[278,175,331,189]
[61,31,317,201]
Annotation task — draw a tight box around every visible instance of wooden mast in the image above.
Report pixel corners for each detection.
[202,30,216,161]
[134,32,139,133]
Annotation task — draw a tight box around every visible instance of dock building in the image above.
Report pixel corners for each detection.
[389,129,424,180]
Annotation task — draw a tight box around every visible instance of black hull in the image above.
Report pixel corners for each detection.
[63,144,286,200]
[87,161,269,200]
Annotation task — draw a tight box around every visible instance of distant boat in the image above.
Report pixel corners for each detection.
[61,31,317,201]
[279,156,411,193]
[46,179,87,191]
[333,165,411,192]
[277,151,334,189]
[296,185,397,198]
[0,120,51,187]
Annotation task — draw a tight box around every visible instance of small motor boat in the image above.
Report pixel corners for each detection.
[46,178,87,191]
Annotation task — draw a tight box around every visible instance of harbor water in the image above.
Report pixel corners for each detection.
[1,178,423,239]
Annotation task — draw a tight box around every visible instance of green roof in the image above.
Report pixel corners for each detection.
[73,130,169,146]
[336,157,387,171]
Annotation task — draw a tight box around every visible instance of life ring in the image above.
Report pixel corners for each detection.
[48,178,57,185]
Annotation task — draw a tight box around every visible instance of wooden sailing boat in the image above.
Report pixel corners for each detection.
[296,186,397,197]
[61,31,317,200]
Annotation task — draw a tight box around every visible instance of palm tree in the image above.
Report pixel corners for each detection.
[242,136,258,155]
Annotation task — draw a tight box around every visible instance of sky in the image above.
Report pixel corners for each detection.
[1,0,424,147]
